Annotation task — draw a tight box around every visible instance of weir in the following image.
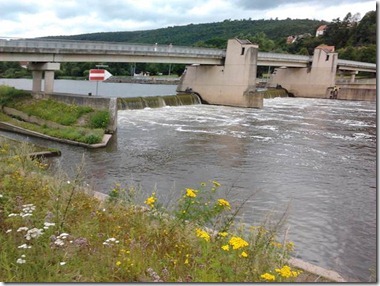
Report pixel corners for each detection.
[117,93,201,110]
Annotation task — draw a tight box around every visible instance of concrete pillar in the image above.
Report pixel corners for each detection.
[269,47,338,98]
[28,62,60,95]
[32,70,43,94]
[350,72,357,83]
[44,70,55,94]
[177,38,263,108]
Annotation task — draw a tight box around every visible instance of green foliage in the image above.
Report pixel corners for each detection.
[0,85,31,106]
[0,88,107,145]
[12,99,93,126]
[88,110,110,129]
[0,62,31,78]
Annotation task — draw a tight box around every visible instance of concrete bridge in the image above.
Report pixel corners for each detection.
[0,38,376,107]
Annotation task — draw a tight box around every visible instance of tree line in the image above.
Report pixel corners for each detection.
[0,10,375,79]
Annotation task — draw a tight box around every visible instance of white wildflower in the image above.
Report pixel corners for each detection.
[43,222,55,229]
[6,229,12,233]
[54,238,65,246]
[8,213,19,217]
[25,228,43,240]
[18,244,32,249]
[60,262,66,266]
[16,258,26,264]
[17,227,29,232]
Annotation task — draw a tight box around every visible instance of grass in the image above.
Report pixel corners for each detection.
[10,98,93,126]
[0,143,305,282]
[0,85,110,144]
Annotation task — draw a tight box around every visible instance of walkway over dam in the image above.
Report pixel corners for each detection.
[0,38,376,107]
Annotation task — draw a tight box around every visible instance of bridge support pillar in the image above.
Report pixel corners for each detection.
[31,70,43,94]
[28,62,61,94]
[268,46,337,98]
[177,38,263,108]
[350,71,358,83]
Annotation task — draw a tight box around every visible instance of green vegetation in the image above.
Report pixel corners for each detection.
[0,85,30,106]
[0,143,308,282]
[0,86,109,145]
[10,98,93,126]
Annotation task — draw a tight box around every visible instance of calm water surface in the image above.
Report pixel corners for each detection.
[0,79,376,281]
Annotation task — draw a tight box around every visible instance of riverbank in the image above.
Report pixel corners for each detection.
[0,86,113,148]
[0,139,346,282]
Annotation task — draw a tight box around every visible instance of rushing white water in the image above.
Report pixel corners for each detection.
[0,79,376,282]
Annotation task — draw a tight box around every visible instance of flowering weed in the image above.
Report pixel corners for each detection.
[0,143,307,282]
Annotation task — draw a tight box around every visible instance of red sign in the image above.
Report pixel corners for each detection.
[89,69,112,81]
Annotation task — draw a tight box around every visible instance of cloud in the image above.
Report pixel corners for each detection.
[0,0,376,38]
[0,2,39,20]
[235,0,374,10]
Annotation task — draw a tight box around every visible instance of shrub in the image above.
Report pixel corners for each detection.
[12,99,93,126]
[0,85,31,106]
[88,110,110,129]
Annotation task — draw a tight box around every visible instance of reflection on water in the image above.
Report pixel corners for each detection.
[0,84,376,282]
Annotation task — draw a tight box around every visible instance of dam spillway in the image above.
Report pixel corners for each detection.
[117,93,201,110]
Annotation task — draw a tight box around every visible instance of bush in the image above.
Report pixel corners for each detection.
[88,110,110,129]
[0,85,30,106]
[12,99,93,126]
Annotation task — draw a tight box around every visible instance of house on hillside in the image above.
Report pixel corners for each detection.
[286,35,296,44]
[316,25,327,37]
[286,33,312,44]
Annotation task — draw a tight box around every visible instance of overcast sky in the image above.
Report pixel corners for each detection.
[0,0,376,39]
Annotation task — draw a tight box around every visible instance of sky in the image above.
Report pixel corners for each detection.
[0,0,376,39]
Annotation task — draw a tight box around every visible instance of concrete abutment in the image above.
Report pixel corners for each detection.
[28,62,60,94]
[177,39,263,108]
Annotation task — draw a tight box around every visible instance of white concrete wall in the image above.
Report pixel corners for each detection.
[177,39,263,108]
[269,48,338,98]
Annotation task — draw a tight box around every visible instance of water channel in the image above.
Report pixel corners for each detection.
[0,79,376,281]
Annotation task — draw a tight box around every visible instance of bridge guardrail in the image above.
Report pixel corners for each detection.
[0,38,226,58]
[337,59,376,69]
[258,52,312,63]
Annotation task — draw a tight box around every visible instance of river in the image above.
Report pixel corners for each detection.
[0,79,376,282]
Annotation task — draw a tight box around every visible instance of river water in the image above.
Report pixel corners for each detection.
[0,79,376,281]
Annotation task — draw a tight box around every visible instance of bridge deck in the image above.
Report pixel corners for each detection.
[0,39,376,72]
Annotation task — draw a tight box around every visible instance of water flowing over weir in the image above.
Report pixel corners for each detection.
[117,93,201,110]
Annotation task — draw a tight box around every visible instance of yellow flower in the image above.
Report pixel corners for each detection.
[228,236,249,250]
[221,244,230,251]
[185,188,197,198]
[196,228,210,242]
[275,265,301,278]
[116,261,121,266]
[270,241,283,248]
[261,273,276,281]
[218,232,228,237]
[240,251,248,258]
[286,241,295,251]
[212,180,221,187]
[217,198,231,209]
[144,193,156,208]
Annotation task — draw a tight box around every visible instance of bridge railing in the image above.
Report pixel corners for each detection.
[0,38,226,58]
[258,52,312,63]
[337,59,376,70]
